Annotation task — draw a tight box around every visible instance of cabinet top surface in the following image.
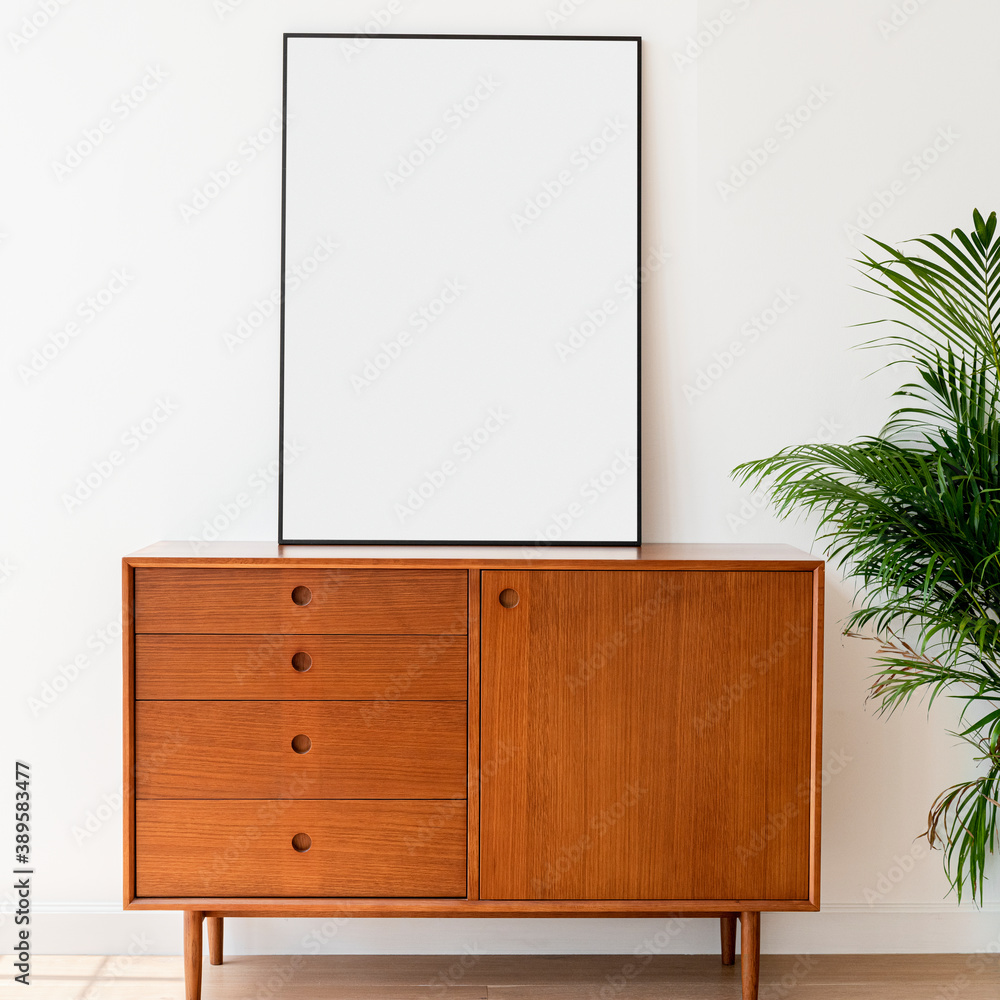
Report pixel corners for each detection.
[125,541,822,569]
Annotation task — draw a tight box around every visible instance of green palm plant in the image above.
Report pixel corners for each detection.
[734,210,1000,904]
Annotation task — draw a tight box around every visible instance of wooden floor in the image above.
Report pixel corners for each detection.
[1,954,995,999]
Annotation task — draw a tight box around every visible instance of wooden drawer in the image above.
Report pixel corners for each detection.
[135,634,467,700]
[136,799,467,897]
[135,701,466,799]
[133,568,467,635]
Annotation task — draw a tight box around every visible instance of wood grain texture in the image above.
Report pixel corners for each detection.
[467,569,481,901]
[182,910,203,1000]
[207,916,222,965]
[122,560,136,908]
[135,634,467,701]
[123,547,823,931]
[720,915,737,966]
[136,800,467,897]
[126,541,823,568]
[13,955,994,1000]
[127,897,811,914]
[480,570,816,901]
[134,568,468,634]
[762,572,815,901]
[809,565,825,907]
[135,700,466,799]
[741,911,760,1000]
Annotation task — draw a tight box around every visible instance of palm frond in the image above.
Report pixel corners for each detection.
[734,210,1000,903]
[924,733,1000,904]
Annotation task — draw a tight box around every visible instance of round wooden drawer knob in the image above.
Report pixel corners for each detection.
[291,651,313,672]
[291,586,312,606]
[291,833,311,853]
[291,734,312,754]
[499,588,519,608]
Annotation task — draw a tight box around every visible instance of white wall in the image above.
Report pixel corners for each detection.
[3,0,999,958]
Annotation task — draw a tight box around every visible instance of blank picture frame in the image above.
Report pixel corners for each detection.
[279,33,641,545]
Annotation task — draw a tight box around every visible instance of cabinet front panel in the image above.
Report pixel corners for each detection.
[136,701,467,799]
[480,570,816,901]
[136,799,467,897]
[135,634,467,701]
[134,568,468,634]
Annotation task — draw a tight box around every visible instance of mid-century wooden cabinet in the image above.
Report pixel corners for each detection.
[123,542,824,1000]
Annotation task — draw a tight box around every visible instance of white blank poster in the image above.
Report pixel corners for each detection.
[280,34,640,544]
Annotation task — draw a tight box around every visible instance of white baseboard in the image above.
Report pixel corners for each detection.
[7,904,1000,955]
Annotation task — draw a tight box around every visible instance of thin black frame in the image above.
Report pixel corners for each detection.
[278,32,642,546]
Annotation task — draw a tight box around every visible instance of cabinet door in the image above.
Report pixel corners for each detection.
[480,570,817,901]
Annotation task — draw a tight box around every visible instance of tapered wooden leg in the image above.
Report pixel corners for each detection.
[183,910,205,1000]
[740,911,760,1000]
[207,916,224,966]
[720,914,737,965]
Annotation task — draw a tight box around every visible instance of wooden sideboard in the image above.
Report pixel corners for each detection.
[123,542,824,1000]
